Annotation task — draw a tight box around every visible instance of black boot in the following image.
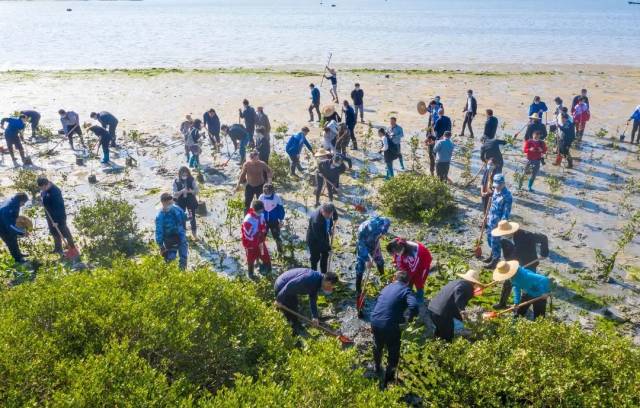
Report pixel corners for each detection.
[485,258,498,269]
[482,255,494,263]
[492,280,512,310]
[247,263,256,279]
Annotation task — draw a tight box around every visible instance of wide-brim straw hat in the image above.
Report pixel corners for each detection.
[16,216,33,232]
[529,113,541,120]
[493,260,520,282]
[457,269,483,285]
[314,148,332,158]
[491,220,520,237]
[417,101,428,115]
[322,105,336,117]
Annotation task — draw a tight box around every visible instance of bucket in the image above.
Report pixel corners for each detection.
[196,201,208,216]
[88,174,97,184]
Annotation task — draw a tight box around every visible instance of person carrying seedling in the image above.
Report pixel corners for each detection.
[172,167,200,239]
[490,220,549,310]
[306,203,337,275]
[483,174,513,269]
[258,184,285,254]
[239,99,256,140]
[87,125,112,164]
[386,238,432,304]
[285,127,313,176]
[20,110,41,140]
[203,108,221,146]
[274,268,338,333]
[492,260,550,319]
[90,111,119,147]
[221,123,251,164]
[314,153,347,207]
[237,150,273,214]
[355,216,391,310]
[241,200,271,278]
[185,119,203,168]
[627,104,640,145]
[58,109,84,150]
[524,113,547,141]
[0,193,30,264]
[0,115,28,166]
[370,270,419,388]
[155,193,188,270]
[37,177,78,257]
[523,130,547,192]
[427,269,484,342]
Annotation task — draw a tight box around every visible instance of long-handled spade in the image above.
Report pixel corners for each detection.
[512,123,529,141]
[463,162,486,188]
[45,124,78,155]
[356,256,373,311]
[473,195,493,258]
[44,208,80,261]
[275,302,354,345]
[482,294,550,320]
[619,122,629,142]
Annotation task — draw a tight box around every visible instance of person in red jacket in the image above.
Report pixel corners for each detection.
[386,238,432,304]
[523,130,547,192]
[241,200,271,278]
[572,96,590,141]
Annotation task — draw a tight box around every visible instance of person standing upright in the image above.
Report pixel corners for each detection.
[155,193,188,270]
[351,83,365,123]
[255,107,271,138]
[203,109,221,146]
[342,100,357,150]
[528,96,548,123]
[628,105,640,144]
[433,131,455,182]
[308,83,321,122]
[90,111,119,147]
[172,167,200,238]
[555,112,575,167]
[524,114,547,141]
[483,174,513,268]
[241,200,271,278]
[325,66,338,103]
[259,183,285,254]
[461,89,477,137]
[306,203,337,275]
[480,137,506,174]
[433,108,452,139]
[387,117,405,170]
[572,96,590,141]
[237,150,273,214]
[239,99,256,141]
[483,109,498,140]
[571,89,589,112]
[523,131,547,192]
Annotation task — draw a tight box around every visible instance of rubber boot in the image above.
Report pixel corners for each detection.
[398,155,405,170]
[554,154,562,166]
[377,264,384,277]
[567,155,573,169]
[247,263,255,279]
[493,280,512,309]
[527,178,534,192]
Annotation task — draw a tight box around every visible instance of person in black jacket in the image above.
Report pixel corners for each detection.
[0,193,29,263]
[427,269,483,342]
[20,110,41,139]
[461,89,477,137]
[351,83,365,123]
[37,177,76,256]
[239,99,256,141]
[483,109,498,140]
[254,126,271,163]
[172,167,200,237]
[370,270,419,387]
[203,108,221,146]
[306,203,337,274]
[480,137,507,174]
[315,154,347,207]
[490,220,549,310]
[524,115,547,141]
[87,125,112,164]
[433,109,452,139]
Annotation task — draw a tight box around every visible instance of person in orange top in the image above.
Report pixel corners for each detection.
[523,130,547,192]
[386,238,433,304]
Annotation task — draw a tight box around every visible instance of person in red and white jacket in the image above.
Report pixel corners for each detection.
[523,130,547,192]
[386,238,433,304]
[241,200,271,278]
[572,96,590,141]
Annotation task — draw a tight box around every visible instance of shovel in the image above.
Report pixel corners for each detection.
[275,301,354,345]
[356,257,373,311]
[619,122,629,142]
[46,124,78,155]
[463,163,486,188]
[44,208,80,261]
[482,294,549,320]
[474,195,493,258]
[512,123,528,141]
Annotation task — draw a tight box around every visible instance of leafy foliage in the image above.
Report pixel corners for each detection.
[10,168,40,199]
[73,197,145,265]
[379,173,456,224]
[269,152,293,189]
[400,319,640,407]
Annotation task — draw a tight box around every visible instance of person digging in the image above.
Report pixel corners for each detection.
[314,152,347,207]
[155,193,188,270]
[386,237,433,304]
[274,268,338,334]
[355,216,391,317]
[0,115,28,166]
[37,177,78,258]
[492,260,550,320]
[87,125,112,164]
[490,220,549,310]
[0,193,30,265]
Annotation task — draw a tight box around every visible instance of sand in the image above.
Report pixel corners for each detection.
[0,64,639,342]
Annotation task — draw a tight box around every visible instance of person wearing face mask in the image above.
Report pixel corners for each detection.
[523,130,547,192]
[528,96,548,123]
[342,100,358,150]
[306,203,338,275]
[370,270,419,388]
[241,199,271,278]
[490,220,549,310]
[173,167,200,238]
[314,153,347,207]
[351,83,365,123]
[483,174,513,269]
[274,268,338,333]
[387,117,405,171]
[386,238,432,304]
[155,193,188,269]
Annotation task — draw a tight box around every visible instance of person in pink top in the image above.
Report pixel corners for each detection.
[523,130,547,192]
[572,96,590,141]
[386,238,433,304]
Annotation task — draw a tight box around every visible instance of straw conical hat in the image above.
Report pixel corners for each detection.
[314,148,332,158]
[457,269,483,285]
[492,260,520,282]
[322,105,336,117]
[491,220,520,237]
[417,101,428,115]
[529,113,541,120]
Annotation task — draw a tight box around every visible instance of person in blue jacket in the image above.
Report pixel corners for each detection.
[20,110,41,139]
[37,177,77,256]
[342,100,358,150]
[239,99,256,139]
[285,127,313,176]
[274,268,338,332]
[221,123,251,164]
[493,260,550,319]
[308,83,321,122]
[0,193,29,263]
[627,105,640,144]
[484,174,513,268]
[433,108,452,139]
[155,193,188,269]
[370,270,419,387]
[87,125,112,164]
[203,108,221,146]
[0,115,28,165]
[90,111,119,147]
[528,96,548,122]
[355,216,391,306]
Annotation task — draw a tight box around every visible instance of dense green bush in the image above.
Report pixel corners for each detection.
[73,197,145,264]
[269,152,293,189]
[400,319,640,407]
[209,339,403,408]
[379,173,456,223]
[10,168,40,199]
[0,256,293,405]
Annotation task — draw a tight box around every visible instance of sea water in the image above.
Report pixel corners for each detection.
[1,0,639,70]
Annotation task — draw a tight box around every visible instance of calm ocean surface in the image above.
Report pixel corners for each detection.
[1,0,639,70]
